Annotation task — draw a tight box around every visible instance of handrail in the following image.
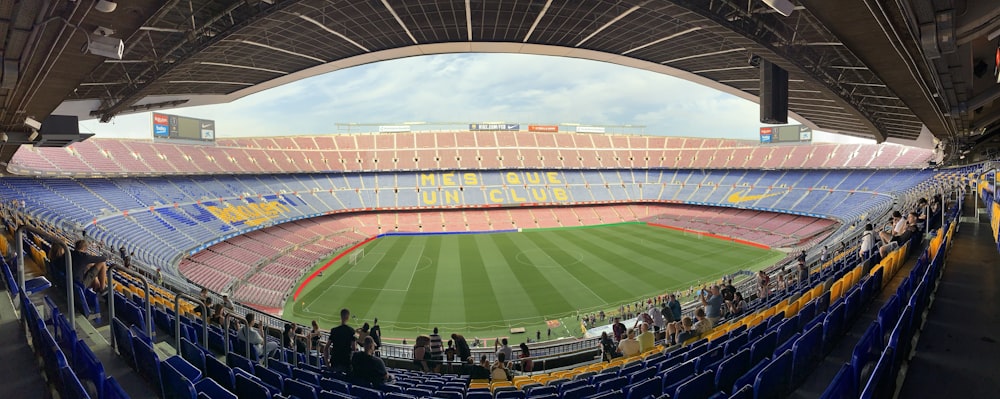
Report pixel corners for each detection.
[15,225,74,330]
[108,264,153,339]
[174,292,208,350]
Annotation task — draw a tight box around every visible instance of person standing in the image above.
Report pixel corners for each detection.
[327,308,356,373]
[429,327,444,373]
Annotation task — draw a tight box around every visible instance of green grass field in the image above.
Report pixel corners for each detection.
[284,223,784,344]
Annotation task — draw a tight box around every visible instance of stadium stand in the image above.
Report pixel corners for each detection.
[6,133,934,176]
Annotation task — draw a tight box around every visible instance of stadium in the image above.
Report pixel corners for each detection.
[1,1,1000,399]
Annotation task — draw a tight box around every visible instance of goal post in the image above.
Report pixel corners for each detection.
[683,230,703,239]
[348,248,365,265]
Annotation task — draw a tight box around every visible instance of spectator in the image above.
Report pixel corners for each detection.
[71,240,108,292]
[649,304,665,332]
[209,303,226,326]
[692,308,713,335]
[196,296,213,317]
[469,355,491,379]
[352,336,392,386]
[195,287,209,314]
[238,313,278,360]
[327,308,356,373]
[859,223,875,258]
[518,342,533,373]
[491,352,512,382]
[617,329,640,357]
[880,223,919,257]
[728,292,746,315]
[222,293,234,309]
[412,335,431,372]
[452,333,471,365]
[495,337,513,363]
[820,245,829,263]
[444,340,456,373]
[798,260,810,287]
[700,285,723,325]
[670,316,695,346]
[637,323,655,353]
[758,270,771,299]
[155,267,163,286]
[357,323,371,350]
[309,320,322,352]
[599,331,617,362]
[660,302,675,325]
[796,250,807,265]
[612,316,627,342]
[429,327,444,372]
[370,318,382,350]
[667,295,682,321]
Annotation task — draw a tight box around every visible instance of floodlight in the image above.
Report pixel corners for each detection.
[761,0,794,17]
[87,35,124,59]
[94,0,117,13]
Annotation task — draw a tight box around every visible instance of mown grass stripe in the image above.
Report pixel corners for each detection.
[473,234,543,325]
[490,233,574,315]
[394,236,440,325]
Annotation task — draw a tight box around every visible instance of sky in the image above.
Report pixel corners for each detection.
[78,53,873,144]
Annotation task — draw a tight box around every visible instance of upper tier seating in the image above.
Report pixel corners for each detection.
[7,133,934,176]
[0,169,934,275]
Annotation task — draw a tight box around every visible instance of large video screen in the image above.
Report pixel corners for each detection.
[152,112,215,141]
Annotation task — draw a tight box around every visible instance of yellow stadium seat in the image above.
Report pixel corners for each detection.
[469,382,490,390]
[829,280,844,302]
[759,306,776,320]
[785,300,801,317]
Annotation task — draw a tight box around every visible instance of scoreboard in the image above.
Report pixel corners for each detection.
[152,112,216,142]
[759,125,812,144]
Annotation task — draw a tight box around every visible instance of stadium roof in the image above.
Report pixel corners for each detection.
[3,0,1000,162]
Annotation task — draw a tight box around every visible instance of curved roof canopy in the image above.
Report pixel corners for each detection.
[4,0,1000,161]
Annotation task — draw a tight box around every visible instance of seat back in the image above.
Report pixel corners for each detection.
[791,324,824,385]
[859,348,894,399]
[749,331,778,365]
[132,336,161,391]
[285,378,319,399]
[672,370,714,399]
[560,384,595,399]
[714,348,750,393]
[235,373,271,399]
[597,376,628,393]
[161,358,198,399]
[752,349,793,399]
[205,355,235,391]
[226,352,255,374]
[73,340,106,399]
[819,363,856,399]
[623,377,659,399]
[180,338,207,373]
[730,357,770,394]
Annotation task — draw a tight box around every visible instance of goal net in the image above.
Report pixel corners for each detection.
[683,230,704,239]
[348,248,365,265]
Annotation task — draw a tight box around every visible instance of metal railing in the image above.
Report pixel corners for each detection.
[108,264,153,339]
[15,225,74,330]
[174,292,208,350]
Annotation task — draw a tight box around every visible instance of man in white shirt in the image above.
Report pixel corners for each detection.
[238,313,279,360]
[859,223,875,258]
[617,329,641,357]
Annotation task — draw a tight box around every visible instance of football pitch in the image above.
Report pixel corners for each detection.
[283,223,785,344]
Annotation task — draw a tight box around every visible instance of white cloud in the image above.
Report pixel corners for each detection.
[79,53,873,144]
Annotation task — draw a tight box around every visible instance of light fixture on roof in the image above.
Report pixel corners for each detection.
[761,0,794,16]
[94,0,117,13]
[87,27,124,59]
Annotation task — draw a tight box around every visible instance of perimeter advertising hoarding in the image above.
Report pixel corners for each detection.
[378,125,411,133]
[152,112,215,141]
[575,126,606,133]
[469,123,520,131]
[528,125,559,132]
[759,125,811,144]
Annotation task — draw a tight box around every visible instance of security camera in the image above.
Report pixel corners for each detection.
[24,117,41,130]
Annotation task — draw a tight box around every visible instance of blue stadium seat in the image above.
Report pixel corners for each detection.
[819,363,856,399]
[226,352,255,374]
[695,347,726,373]
[405,387,433,397]
[73,282,102,323]
[851,323,882,389]
[723,333,748,356]
[590,371,619,386]
[72,340,106,399]
[284,378,319,399]
[60,366,91,399]
[727,384,753,399]
[730,357,770,395]
[623,377,660,399]
[164,355,203,383]
[320,377,351,395]
[791,324,824,386]
[597,376,628,393]
[497,390,526,399]
[293,368,321,387]
[823,303,846,354]
[103,376,130,399]
[682,343,709,362]
[204,355,235,392]
[561,384,596,399]
[252,364,284,394]
[235,373,271,399]
[266,359,292,378]
[672,370,715,399]
[559,379,591,396]
[132,336,161,392]
[195,375,237,399]
[659,360,696,394]
[583,389,622,399]
[386,393,417,399]
[180,338,207,373]
[161,357,199,399]
[859,348,894,399]
[530,386,559,398]
[774,317,798,346]
[713,348,750,394]
[627,367,656,385]
[749,331,777,365]
[752,349,793,399]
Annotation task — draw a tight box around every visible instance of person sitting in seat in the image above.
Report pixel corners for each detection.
[71,240,108,293]
[617,328,641,357]
[237,312,278,360]
[491,352,513,382]
[352,336,392,386]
